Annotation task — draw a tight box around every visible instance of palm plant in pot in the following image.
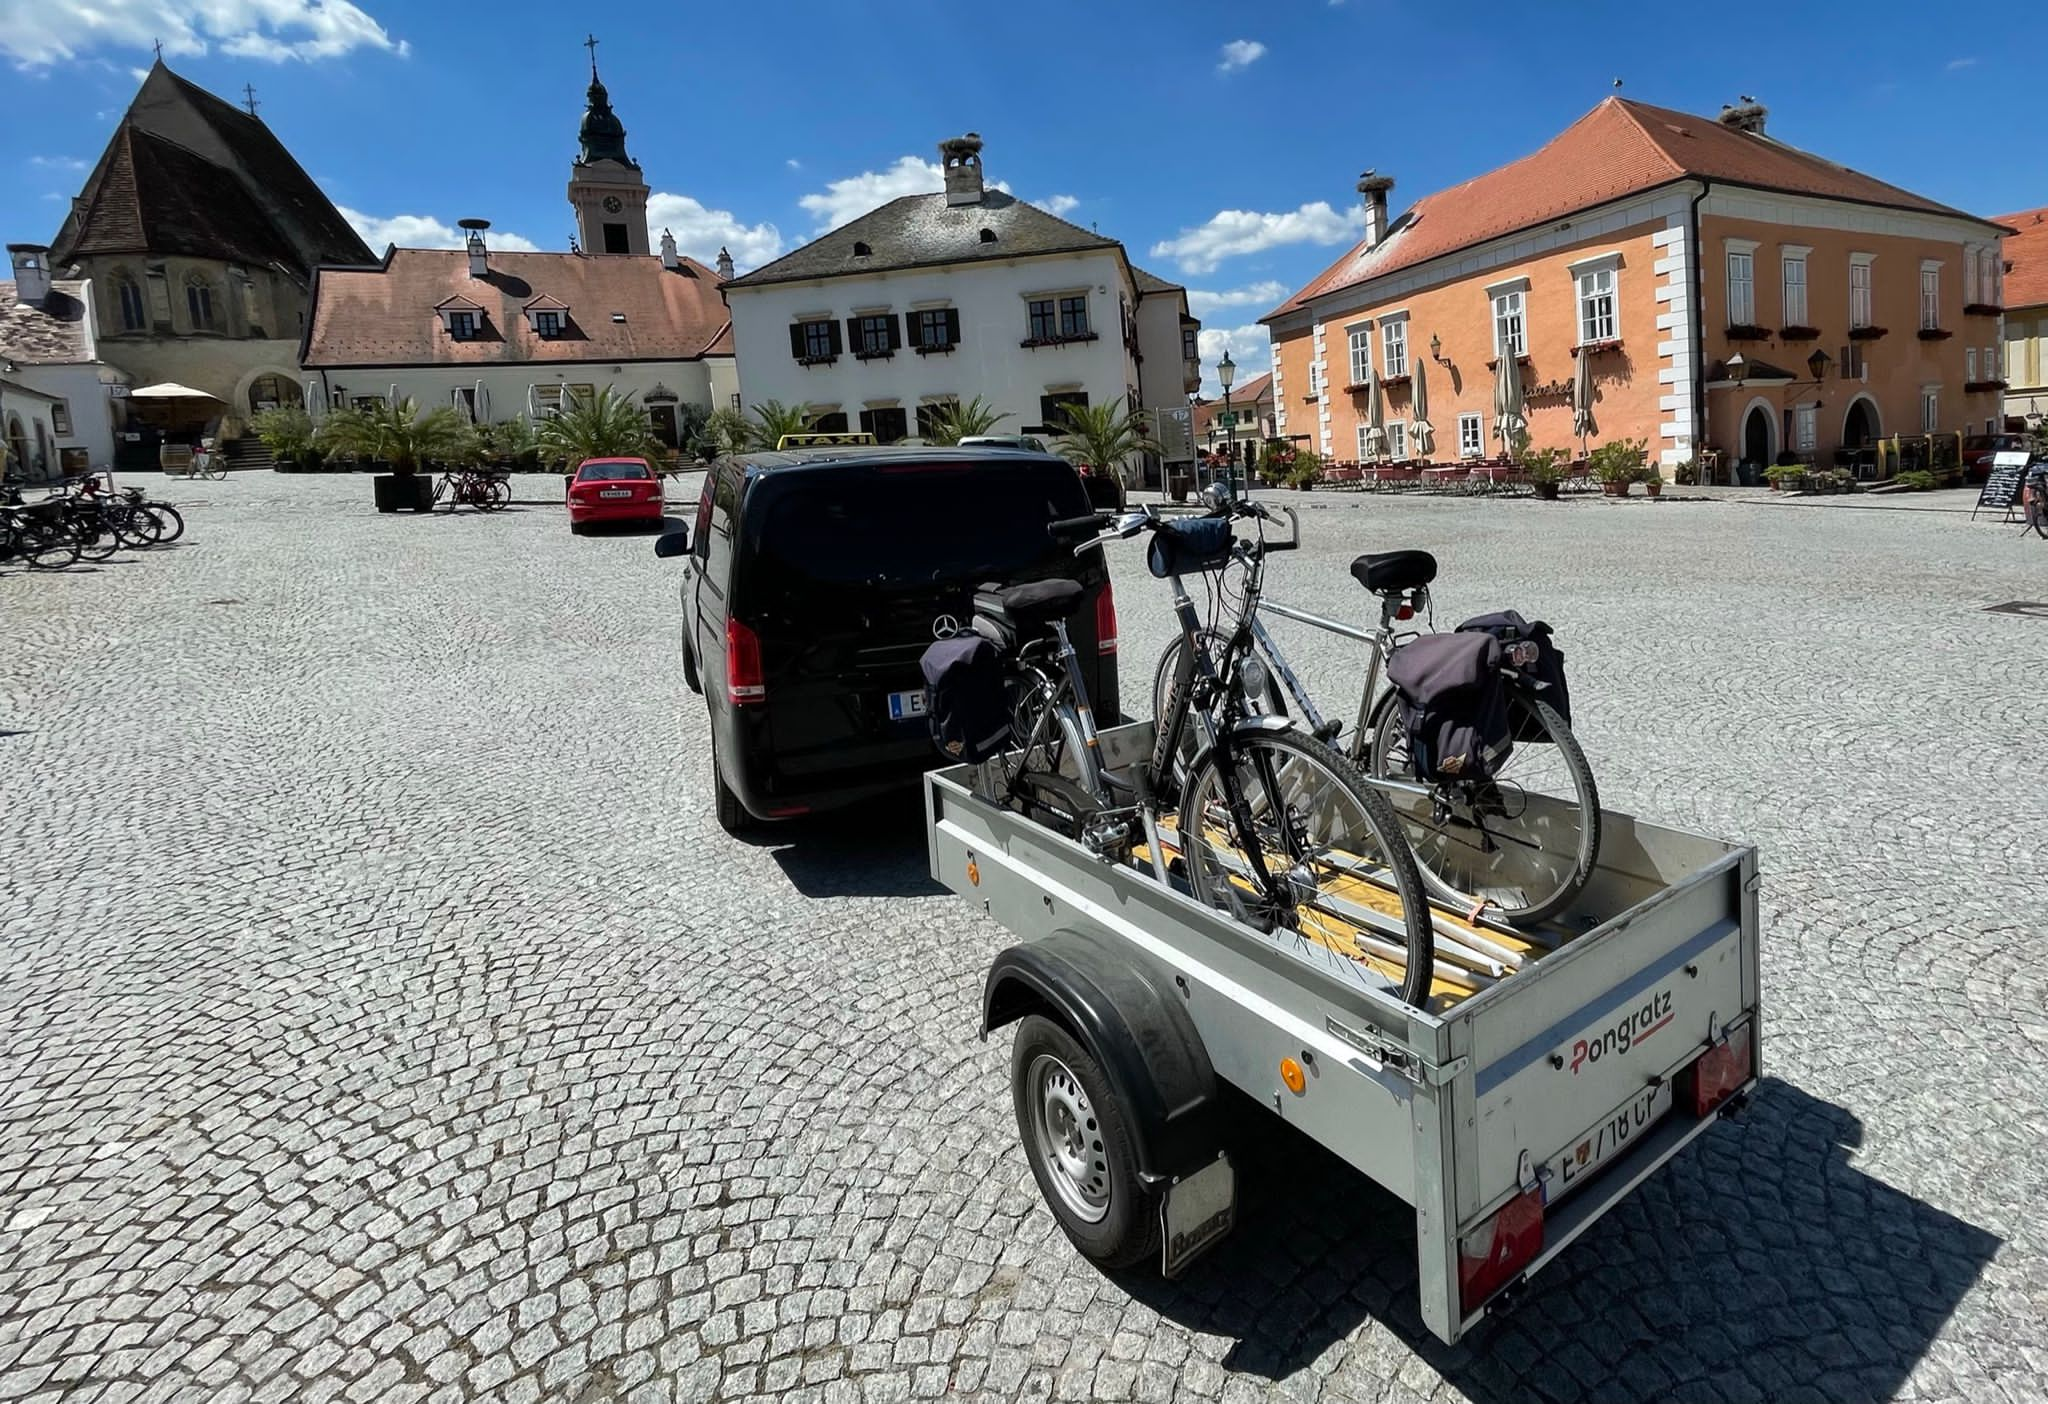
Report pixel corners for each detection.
[1589,438,1647,497]
[1051,401,1158,510]
[319,399,476,512]
[923,395,1008,446]
[538,388,663,487]
[745,399,819,450]
[1522,445,1568,500]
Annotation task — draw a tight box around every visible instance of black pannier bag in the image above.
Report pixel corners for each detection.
[1384,631,1513,783]
[1456,609,1570,740]
[920,634,1012,762]
[1146,517,1235,579]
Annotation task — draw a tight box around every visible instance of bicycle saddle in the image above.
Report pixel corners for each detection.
[974,578,1085,629]
[1351,549,1437,593]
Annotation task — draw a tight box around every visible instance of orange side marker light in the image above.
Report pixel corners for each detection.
[1280,1058,1306,1095]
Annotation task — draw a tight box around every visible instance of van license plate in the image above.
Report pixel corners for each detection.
[887,690,927,721]
[1543,1080,1675,1204]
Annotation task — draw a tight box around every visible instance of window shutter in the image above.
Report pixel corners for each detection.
[904,313,923,349]
[945,309,961,345]
[887,314,902,351]
[789,323,805,358]
[846,317,862,353]
[828,320,844,355]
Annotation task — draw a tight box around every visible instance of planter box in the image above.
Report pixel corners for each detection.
[373,474,434,513]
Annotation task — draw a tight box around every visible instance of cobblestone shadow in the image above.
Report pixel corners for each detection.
[1122,1077,1998,1402]
[758,793,944,899]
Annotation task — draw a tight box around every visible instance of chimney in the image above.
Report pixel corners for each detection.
[1717,98,1768,136]
[940,132,986,208]
[659,228,679,271]
[1356,172,1395,249]
[715,246,734,280]
[7,244,52,304]
[459,219,490,278]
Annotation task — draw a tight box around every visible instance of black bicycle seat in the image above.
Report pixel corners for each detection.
[1350,550,1437,594]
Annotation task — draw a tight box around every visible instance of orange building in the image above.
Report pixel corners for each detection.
[1264,98,2010,478]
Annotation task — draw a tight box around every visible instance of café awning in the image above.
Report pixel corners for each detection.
[128,382,225,401]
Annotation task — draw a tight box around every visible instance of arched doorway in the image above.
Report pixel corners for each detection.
[1842,396,1878,449]
[247,374,303,415]
[1741,403,1773,471]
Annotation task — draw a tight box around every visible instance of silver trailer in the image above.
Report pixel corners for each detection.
[926,721,1761,1345]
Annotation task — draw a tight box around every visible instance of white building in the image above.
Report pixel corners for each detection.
[723,135,1199,478]
[2,244,126,479]
[299,59,735,450]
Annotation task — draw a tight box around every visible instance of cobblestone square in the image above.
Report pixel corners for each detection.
[3,474,2045,1403]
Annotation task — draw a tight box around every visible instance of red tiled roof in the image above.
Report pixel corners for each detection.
[1270,98,1998,321]
[1995,206,2048,310]
[1194,372,1271,433]
[305,248,732,367]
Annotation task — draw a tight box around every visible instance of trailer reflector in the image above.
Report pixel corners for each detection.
[1678,1021,1752,1119]
[1279,1058,1305,1094]
[1459,1186,1543,1314]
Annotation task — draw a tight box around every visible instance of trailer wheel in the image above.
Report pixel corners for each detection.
[1011,1015,1160,1268]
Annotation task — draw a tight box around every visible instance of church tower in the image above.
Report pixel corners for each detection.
[566,38,650,256]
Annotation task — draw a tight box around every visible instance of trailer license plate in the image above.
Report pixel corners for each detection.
[1544,1080,1675,1204]
[1161,1153,1235,1278]
[887,690,927,721]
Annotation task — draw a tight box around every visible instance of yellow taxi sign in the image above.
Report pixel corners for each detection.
[775,432,879,450]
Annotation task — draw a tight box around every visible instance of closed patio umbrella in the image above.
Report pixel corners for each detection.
[1571,349,1598,453]
[1362,371,1388,462]
[1493,349,1526,451]
[1409,359,1435,459]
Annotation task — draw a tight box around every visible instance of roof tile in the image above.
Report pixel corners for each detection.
[1994,206,2048,310]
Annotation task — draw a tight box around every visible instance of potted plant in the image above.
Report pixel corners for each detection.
[1522,446,1567,500]
[1763,462,1807,493]
[318,399,476,512]
[1050,402,1158,511]
[250,406,315,472]
[537,387,665,491]
[1638,463,1664,498]
[1589,438,1645,497]
[1287,449,1323,491]
[1672,456,1699,487]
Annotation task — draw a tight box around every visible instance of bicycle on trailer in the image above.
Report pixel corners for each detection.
[1153,533,1600,927]
[957,498,1438,1007]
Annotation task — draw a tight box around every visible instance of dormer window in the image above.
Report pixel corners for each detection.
[853,241,872,257]
[435,296,485,339]
[449,311,476,340]
[535,311,563,338]
[523,294,571,339]
[979,229,997,244]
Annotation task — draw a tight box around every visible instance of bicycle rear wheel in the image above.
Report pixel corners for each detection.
[1179,728,1436,1007]
[21,520,81,569]
[67,513,119,562]
[1366,691,1599,926]
[146,502,185,543]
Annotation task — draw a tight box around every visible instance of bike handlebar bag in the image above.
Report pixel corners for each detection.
[920,634,1012,763]
[1147,517,1234,578]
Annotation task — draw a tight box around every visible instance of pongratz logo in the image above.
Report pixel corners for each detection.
[1568,989,1675,1073]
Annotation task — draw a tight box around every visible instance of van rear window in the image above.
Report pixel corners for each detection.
[750,463,1087,592]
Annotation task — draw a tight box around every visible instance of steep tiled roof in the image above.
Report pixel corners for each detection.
[1271,98,2002,320]
[305,249,733,367]
[1995,206,2048,310]
[724,191,1120,289]
[50,62,371,276]
[0,280,94,364]
[1194,372,1271,434]
[1130,265,1183,296]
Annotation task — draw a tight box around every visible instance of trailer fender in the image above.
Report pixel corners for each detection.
[983,931,1219,1183]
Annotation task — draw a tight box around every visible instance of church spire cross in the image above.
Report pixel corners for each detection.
[583,33,600,78]
[153,38,164,60]
[242,84,260,116]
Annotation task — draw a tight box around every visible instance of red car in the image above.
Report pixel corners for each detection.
[1962,433,2028,484]
[567,457,664,533]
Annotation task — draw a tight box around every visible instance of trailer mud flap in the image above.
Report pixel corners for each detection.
[1161,1153,1236,1278]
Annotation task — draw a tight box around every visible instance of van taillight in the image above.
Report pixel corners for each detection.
[1458,1186,1543,1315]
[1677,1021,1753,1118]
[1095,580,1118,655]
[726,617,765,704]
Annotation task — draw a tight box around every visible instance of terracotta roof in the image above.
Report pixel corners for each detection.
[1194,372,1271,434]
[1270,98,2001,320]
[304,248,733,367]
[1995,206,2048,310]
[725,191,1120,289]
[0,280,94,364]
[50,62,371,276]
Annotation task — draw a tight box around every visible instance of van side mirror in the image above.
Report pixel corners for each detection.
[654,526,690,559]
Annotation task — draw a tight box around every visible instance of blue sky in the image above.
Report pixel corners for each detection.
[7,0,2041,392]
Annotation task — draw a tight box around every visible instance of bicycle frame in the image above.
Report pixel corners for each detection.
[1252,589,1425,766]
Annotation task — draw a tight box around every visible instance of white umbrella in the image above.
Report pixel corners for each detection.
[128,382,224,401]
[1362,372,1388,462]
[1410,359,1435,459]
[1493,350,1526,450]
[1571,349,1598,452]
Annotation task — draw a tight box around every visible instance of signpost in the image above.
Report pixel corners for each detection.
[1972,451,2032,523]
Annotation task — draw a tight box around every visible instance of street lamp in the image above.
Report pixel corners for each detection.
[1218,348,1238,496]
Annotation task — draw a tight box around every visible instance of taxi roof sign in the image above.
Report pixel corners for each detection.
[775,432,879,450]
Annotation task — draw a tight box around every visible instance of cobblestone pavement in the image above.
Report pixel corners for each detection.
[4,474,2046,1404]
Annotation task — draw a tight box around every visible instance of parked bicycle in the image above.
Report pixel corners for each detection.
[72,473,185,546]
[946,497,1438,1006]
[2027,463,2048,540]
[0,497,82,569]
[434,465,511,512]
[1153,529,1599,926]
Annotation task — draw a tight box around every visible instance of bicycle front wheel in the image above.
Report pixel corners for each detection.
[1150,628,1287,793]
[1366,691,1599,926]
[1179,729,1436,1007]
[148,502,185,543]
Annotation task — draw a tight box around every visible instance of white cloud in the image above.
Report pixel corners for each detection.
[1944,57,1977,70]
[1151,201,1360,275]
[340,207,537,253]
[1196,324,1272,397]
[1186,281,1290,318]
[30,154,88,170]
[646,193,783,271]
[798,155,1010,232]
[1217,39,1266,73]
[785,158,802,171]
[0,0,408,66]
[1040,194,1080,216]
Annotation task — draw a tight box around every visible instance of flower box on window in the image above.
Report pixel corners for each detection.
[1964,302,2002,317]
[1778,325,1821,341]
[1019,332,1100,350]
[1301,393,1320,403]
[797,354,837,367]
[1570,339,1622,357]
[1847,325,1888,341]
[1482,355,1533,370]
[1916,328,1952,341]
[1963,379,2008,393]
[1380,373,1411,387]
[1723,324,1772,342]
[855,349,895,361]
[913,343,954,357]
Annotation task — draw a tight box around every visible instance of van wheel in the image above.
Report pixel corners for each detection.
[710,728,753,834]
[1011,1015,1159,1269]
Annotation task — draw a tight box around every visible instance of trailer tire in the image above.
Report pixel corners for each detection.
[1011,1014,1160,1269]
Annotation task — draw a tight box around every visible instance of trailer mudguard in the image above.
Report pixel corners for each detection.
[983,930,1220,1183]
